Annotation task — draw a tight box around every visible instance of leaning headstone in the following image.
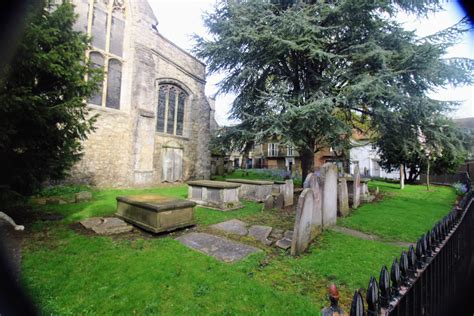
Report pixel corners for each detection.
[291,188,314,256]
[303,172,322,235]
[353,165,361,209]
[273,193,284,210]
[338,177,350,217]
[321,163,338,227]
[263,195,274,211]
[375,186,380,195]
[283,179,294,207]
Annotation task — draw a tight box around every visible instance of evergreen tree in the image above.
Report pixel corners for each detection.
[0,1,102,194]
[194,0,473,181]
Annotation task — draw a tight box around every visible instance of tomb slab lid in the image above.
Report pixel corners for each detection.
[187,180,241,189]
[225,179,273,185]
[116,194,196,212]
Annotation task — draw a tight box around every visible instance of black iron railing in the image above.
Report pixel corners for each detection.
[322,180,474,316]
[343,189,474,316]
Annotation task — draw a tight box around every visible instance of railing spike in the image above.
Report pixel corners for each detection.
[390,258,401,298]
[408,245,416,278]
[350,290,365,316]
[415,238,424,269]
[366,276,379,316]
[400,251,409,286]
[379,265,390,308]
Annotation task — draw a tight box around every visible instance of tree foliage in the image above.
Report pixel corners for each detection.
[0,1,101,194]
[195,0,473,181]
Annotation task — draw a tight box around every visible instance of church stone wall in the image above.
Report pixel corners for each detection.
[69,108,133,187]
[68,0,211,188]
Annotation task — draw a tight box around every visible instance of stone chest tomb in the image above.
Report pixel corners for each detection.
[187,180,243,211]
[225,179,273,202]
[116,195,196,233]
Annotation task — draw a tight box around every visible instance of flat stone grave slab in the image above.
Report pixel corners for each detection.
[225,179,273,202]
[187,180,243,211]
[80,217,133,235]
[116,195,196,233]
[210,219,248,236]
[176,232,260,263]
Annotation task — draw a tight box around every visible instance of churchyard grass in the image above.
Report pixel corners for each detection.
[338,181,457,242]
[21,181,456,314]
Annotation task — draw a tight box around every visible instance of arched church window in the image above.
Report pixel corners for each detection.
[156,85,188,136]
[106,59,122,109]
[76,0,126,109]
[88,52,105,105]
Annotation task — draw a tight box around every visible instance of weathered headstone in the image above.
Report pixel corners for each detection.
[321,163,338,227]
[338,178,350,217]
[263,195,274,211]
[303,172,322,235]
[291,188,314,256]
[353,165,361,209]
[283,179,294,207]
[273,193,285,210]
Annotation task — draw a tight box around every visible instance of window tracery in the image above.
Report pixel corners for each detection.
[157,85,187,136]
[76,0,125,109]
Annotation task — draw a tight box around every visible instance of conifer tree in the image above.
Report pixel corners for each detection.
[0,1,102,194]
[195,0,473,181]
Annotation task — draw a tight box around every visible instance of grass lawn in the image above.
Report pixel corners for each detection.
[338,181,457,242]
[20,181,456,314]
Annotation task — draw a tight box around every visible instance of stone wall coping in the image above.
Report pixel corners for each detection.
[187,180,241,189]
[225,179,274,185]
[273,180,286,184]
[116,195,196,212]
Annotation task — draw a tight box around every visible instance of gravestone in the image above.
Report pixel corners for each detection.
[176,233,260,263]
[338,178,350,217]
[283,180,294,207]
[291,188,314,256]
[248,225,273,246]
[353,165,361,209]
[321,163,338,227]
[303,172,322,235]
[263,195,274,211]
[273,193,284,210]
[75,191,92,203]
[80,217,133,235]
[210,219,248,236]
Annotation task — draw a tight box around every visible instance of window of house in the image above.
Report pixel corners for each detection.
[80,0,126,109]
[268,143,278,157]
[287,146,293,156]
[156,84,187,136]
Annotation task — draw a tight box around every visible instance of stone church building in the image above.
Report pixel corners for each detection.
[69,0,212,187]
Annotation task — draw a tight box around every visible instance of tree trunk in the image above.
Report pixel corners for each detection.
[300,147,315,184]
[426,159,430,191]
[399,164,405,189]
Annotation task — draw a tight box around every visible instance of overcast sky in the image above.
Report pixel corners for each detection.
[148,0,474,125]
